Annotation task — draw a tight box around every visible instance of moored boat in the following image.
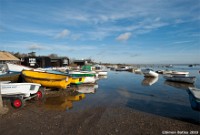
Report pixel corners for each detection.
[164,70,189,77]
[188,87,200,111]
[22,70,72,89]
[95,70,107,76]
[163,75,196,84]
[188,87,200,100]
[141,68,159,78]
[6,63,32,73]
[0,72,21,82]
[69,70,96,83]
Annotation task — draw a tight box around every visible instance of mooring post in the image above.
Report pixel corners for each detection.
[0,84,8,115]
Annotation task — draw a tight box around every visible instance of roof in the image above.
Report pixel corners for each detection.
[0,51,20,61]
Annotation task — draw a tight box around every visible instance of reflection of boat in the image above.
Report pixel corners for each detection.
[77,85,98,94]
[142,77,158,86]
[0,72,21,82]
[188,87,200,111]
[67,93,86,101]
[164,81,194,90]
[163,75,196,84]
[141,69,159,77]
[22,70,72,89]
[98,75,108,79]
[44,93,85,111]
[44,96,73,111]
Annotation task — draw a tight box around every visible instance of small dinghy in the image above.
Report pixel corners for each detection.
[163,75,196,84]
[0,81,42,108]
[188,87,200,111]
[141,68,159,78]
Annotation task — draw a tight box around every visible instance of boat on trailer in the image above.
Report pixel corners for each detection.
[0,81,43,108]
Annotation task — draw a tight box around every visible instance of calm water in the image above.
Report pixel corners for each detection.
[68,65,200,124]
[4,65,200,124]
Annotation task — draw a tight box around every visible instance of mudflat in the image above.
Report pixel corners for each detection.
[0,103,199,135]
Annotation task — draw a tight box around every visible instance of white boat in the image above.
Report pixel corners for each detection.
[96,70,107,76]
[134,68,142,74]
[188,87,200,100]
[163,75,196,84]
[188,87,200,111]
[142,77,158,86]
[141,69,159,78]
[116,66,130,71]
[77,84,98,94]
[69,70,97,83]
[6,63,32,73]
[169,71,189,77]
[0,81,41,98]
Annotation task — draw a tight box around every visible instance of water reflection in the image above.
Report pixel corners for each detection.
[164,81,195,90]
[76,84,98,94]
[44,92,85,111]
[141,77,158,86]
[98,76,108,79]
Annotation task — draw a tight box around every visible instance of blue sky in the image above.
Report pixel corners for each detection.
[0,0,199,64]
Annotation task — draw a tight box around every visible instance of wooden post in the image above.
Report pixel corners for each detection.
[0,85,8,115]
[0,93,3,108]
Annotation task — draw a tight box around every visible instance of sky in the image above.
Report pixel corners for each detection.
[0,0,199,64]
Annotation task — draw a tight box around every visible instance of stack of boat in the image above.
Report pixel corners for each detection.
[0,63,108,108]
[163,71,196,84]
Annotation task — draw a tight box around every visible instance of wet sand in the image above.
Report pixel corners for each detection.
[0,99,199,135]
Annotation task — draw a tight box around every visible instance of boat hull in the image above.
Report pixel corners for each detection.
[0,72,21,82]
[6,63,32,73]
[0,82,41,97]
[141,69,159,78]
[163,75,196,84]
[22,70,72,89]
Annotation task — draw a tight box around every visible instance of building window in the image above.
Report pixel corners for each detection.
[29,58,36,66]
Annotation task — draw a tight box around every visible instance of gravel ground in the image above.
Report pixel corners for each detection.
[0,102,199,135]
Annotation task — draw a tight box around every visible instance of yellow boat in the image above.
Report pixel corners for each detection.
[22,70,72,89]
[71,77,85,85]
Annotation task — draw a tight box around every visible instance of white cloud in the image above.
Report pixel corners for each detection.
[55,29,70,39]
[116,32,132,41]
[27,43,50,50]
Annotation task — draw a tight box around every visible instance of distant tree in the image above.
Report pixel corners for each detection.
[48,53,58,58]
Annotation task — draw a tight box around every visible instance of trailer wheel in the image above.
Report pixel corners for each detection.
[35,90,45,100]
[11,98,24,109]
